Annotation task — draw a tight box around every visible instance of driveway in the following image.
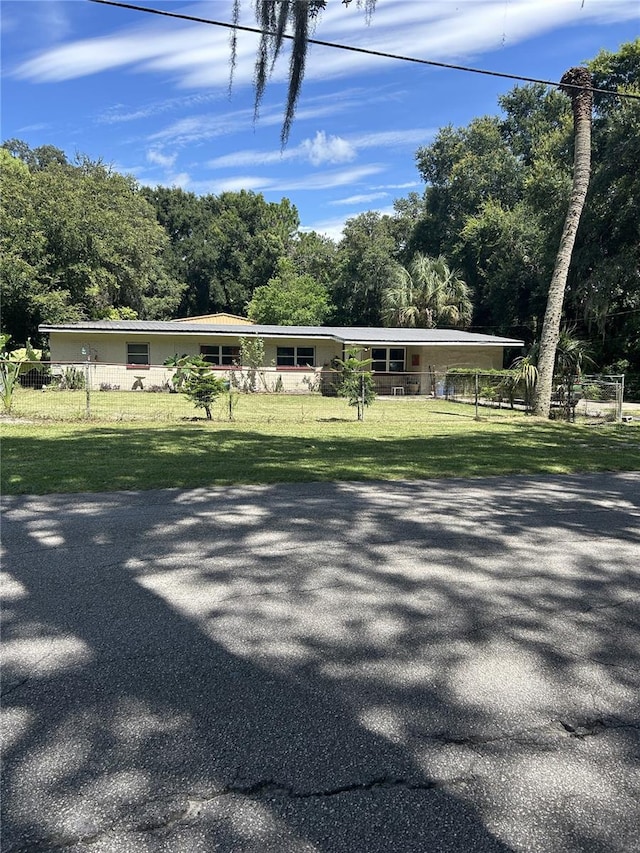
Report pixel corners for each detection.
[2,473,640,852]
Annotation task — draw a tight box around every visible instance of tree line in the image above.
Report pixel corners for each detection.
[1,40,637,373]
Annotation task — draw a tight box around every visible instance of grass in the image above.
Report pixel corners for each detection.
[2,393,639,494]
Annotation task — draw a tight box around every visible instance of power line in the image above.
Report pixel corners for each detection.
[88,0,640,101]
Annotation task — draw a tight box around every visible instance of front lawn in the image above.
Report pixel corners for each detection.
[2,395,639,494]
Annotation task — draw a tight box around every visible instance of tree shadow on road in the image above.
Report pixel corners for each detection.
[2,472,639,851]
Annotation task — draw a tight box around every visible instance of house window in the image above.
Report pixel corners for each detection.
[371,347,405,372]
[200,345,240,366]
[276,346,315,367]
[127,343,149,366]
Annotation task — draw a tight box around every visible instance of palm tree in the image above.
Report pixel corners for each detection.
[533,67,593,417]
[382,254,472,328]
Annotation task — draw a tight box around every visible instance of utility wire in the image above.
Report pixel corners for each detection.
[88,0,640,101]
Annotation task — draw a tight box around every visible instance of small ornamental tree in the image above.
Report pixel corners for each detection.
[238,336,266,392]
[335,347,376,421]
[164,354,227,420]
[0,333,42,412]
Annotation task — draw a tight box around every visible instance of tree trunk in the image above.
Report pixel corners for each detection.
[533,67,593,418]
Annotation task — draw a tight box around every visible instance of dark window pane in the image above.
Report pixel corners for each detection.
[277,347,295,366]
[200,345,220,365]
[221,346,240,365]
[372,361,386,372]
[372,349,386,361]
[127,344,149,365]
[296,347,314,366]
[390,348,405,360]
[389,360,404,372]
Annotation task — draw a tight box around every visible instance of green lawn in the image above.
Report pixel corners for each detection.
[2,393,639,494]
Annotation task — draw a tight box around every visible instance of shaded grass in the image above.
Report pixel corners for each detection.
[2,402,639,494]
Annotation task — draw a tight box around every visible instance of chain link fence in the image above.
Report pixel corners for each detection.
[1,361,628,423]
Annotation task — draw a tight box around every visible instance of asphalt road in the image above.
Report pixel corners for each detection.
[2,473,640,852]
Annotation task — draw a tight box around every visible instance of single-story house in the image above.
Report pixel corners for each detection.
[38,319,524,394]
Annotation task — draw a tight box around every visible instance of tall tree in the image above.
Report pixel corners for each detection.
[247,257,332,325]
[141,187,221,316]
[533,67,593,417]
[382,253,472,329]
[0,144,184,343]
[332,212,399,326]
[208,191,299,312]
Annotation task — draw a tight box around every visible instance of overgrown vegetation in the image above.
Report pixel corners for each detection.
[0,334,41,412]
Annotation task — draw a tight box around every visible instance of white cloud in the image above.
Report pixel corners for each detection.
[188,163,384,197]
[16,1,638,89]
[97,92,223,125]
[330,192,389,206]
[350,129,435,150]
[300,131,356,166]
[206,127,432,171]
[371,181,422,190]
[167,172,191,189]
[207,148,297,169]
[194,175,276,194]
[146,149,177,168]
[147,96,359,148]
[276,164,384,192]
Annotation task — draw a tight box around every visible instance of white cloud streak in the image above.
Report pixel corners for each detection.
[14,0,638,89]
[188,163,385,196]
[206,128,433,170]
[330,192,389,206]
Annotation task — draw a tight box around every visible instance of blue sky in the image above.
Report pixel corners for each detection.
[2,0,637,239]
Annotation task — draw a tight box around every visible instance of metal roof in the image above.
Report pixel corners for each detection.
[38,320,524,347]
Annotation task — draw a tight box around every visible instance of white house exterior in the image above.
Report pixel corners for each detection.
[39,319,524,394]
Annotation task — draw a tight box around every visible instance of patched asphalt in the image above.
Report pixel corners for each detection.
[2,472,639,852]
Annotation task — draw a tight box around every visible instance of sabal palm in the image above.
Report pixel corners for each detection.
[533,67,593,416]
[383,254,472,328]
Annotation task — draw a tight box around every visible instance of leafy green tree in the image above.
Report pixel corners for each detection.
[208,191,299,314]
[1,144,184,343]
[415,117,524,254]
[382,254,472,329]
[0,150,55,344]
[287,231,338,288]
[247,257,331,325]
[332,212,400,326]
[334,347,376,421]
[571,40,640,368]
[460,200,546,334]
[164,354,227,419]
[141,186,221,316]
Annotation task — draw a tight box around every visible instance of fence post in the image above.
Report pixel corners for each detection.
[474,372,480,420]
[85,360,91,418]
[616,376,624,422]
